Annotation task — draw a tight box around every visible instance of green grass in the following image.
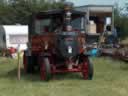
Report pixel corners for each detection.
[121,38,128,44]
[0,57,128,96]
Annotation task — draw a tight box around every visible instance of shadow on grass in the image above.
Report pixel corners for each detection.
[53,73,83,80]
[0,68,84,81]
[0,68,40,81]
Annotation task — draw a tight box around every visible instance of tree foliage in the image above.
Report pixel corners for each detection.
[114,3,128,38]
[0,0,127,38]
[0,0,64,24]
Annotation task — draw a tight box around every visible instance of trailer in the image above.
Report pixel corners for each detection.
[76,5,114,44]
[101,44,128,62]
[0,25,28,56]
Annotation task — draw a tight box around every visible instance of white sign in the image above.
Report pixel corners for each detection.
[9,35,28,44]
[106,17,111,25]
[68,46,72,54]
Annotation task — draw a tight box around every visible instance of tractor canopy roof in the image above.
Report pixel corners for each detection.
[32,9,85,18]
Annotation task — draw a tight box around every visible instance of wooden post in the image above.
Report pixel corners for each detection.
[17,44,21,80]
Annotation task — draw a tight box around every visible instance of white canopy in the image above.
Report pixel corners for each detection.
[3,25,28,35]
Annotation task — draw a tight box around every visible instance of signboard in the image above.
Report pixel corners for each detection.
[9,35,28,44]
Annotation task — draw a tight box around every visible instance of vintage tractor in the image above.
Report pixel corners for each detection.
[23,2,93,81]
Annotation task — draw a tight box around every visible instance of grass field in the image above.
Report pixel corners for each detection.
[0,57,128,96]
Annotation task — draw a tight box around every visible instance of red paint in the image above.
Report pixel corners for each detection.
[81,60,89,80]
[40,62,46,80]
[8,47,17,54]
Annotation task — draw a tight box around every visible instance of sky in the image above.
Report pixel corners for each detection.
[67,0,127,7]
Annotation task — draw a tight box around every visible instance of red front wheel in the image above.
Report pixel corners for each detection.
[40,57,51,81]
[81,59,93,80]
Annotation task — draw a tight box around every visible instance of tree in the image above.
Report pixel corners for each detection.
[0,0,64,24]
[114,3,128,38]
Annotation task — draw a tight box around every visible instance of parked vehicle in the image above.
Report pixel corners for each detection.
[0,25,28,56]
[23,2,93,81]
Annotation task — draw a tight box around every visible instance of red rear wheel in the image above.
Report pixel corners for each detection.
[23,52,27,73]
[23,51,35,73]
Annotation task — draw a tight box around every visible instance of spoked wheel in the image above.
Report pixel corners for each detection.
[81,58,93,80]
[40,57,51,81]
